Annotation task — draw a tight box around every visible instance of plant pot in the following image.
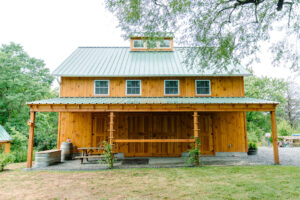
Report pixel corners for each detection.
[247,149,257,155]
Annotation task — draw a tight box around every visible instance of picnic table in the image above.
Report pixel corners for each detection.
[75,147,105,164]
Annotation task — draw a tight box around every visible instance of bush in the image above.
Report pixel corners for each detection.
[278,119,293,136]
[187,137,200,166]
[248,142,258,151]
[100,141,114,169]
[8,127,29,162]
[0,153,14,172]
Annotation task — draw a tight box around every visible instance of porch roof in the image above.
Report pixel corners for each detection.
[0,125,12,142]
[27,97,278,105]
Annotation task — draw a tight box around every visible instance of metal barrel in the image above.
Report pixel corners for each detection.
[61,142,73,161]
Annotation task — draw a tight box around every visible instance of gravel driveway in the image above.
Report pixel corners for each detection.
[201,147,300,166]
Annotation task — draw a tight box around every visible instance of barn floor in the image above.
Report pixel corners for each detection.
[26,147,300,171]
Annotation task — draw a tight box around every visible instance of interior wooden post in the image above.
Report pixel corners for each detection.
[193,112,199,165]
[4,143,10,154]
[27,111,36,168]
[271,111,280,164]
[109,112,114,146]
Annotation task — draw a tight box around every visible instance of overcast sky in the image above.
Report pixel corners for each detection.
[0,0,299,85]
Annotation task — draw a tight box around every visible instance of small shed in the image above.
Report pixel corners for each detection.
[0,125,12,153]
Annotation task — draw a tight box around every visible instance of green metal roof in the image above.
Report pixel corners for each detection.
[0,125,12,142]
[52,47,252,77]
[27,97,278,105]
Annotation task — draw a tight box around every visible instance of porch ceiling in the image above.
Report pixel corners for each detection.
[26,97,278,112]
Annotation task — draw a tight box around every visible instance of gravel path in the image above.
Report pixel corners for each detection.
[27,147,300,171]
[201,147,300,166]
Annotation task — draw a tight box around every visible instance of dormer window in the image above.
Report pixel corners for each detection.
[159,40,171,48]
[133,40,145,48]
[146,40,158,49]
[130,36,173,51]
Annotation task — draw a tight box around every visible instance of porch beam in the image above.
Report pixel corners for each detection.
[4,143,10,154]
[193,111,199,143]
[271,111,280,164]
[193,111,200,166]
[27,111,36,168]
[109,112,114,146]
[28,103,277,113]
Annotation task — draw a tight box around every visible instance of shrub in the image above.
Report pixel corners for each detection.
[100,141,114,169]
[0,153,14,172]
[278,119,293,136]
[248,142,258,151]
[187,137,200,166]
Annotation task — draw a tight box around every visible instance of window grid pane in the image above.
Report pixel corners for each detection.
[196,80,210,95]
[160,40,171,48]
[165,80,179,95]
[133,40,144,48]
[127,80,141,95]
[95,80,109,95]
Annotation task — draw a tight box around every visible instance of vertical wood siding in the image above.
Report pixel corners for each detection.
[57,112,247,156]
[60,77,244,97]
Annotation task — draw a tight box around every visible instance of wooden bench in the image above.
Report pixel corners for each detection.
[75,155,105,164]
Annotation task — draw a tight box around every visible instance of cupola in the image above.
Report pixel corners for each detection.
[130,33,174,51]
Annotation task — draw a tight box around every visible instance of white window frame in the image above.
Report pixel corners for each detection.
[159,39,171,49]
[164,80,180,95]
[126,80,142,95]
[133,40,145,49]
[195,80,211,96]
[94,80,110,96]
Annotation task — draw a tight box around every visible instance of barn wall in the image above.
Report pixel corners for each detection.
[212,112,247,153]
[58,112,92,152]
[57,111,247,156]
[60,77,244,97]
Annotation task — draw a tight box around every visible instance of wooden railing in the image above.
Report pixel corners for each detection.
[113,139,195,143]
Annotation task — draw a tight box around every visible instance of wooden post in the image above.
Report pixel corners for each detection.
[4,143,10,154]
[27,111,36,168]
[193,112,199,165]
[271,111,280,165]
[109,112,114,146]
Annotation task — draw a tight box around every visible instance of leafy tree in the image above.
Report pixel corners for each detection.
[244,75,288,142]
[105,0,300,71]
[0,43,58,161]
[286,79,300,129]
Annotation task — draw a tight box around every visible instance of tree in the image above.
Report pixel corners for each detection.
[0,43,58,160]
[244,75,288,142]
[286,79,300,129]
[105,0,300,71]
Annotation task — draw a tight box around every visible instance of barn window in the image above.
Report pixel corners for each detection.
[133,40,145,48]
[126,80,141,95]
[164,80,179,95]
[159,40,171,48]
[94,80,109,95]
[196,80,211,95]
[146,40,158,48]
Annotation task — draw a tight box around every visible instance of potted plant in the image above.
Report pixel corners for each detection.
[248,142,258,155]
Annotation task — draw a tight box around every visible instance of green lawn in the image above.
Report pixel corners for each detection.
[0,163,299,199]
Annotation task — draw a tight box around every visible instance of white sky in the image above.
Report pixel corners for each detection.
[0,0,299,85]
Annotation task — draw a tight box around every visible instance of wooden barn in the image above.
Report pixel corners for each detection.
[26,36,280,168]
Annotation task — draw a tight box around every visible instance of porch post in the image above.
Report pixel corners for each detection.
[271,111,280,164]
[193,112,199,165]
[27,111,36,168]
[4,143,10,154]
[109,112,114,146]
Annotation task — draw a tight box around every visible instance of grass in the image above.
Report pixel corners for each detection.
[0,163,299,200]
